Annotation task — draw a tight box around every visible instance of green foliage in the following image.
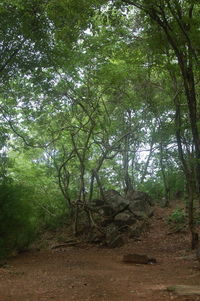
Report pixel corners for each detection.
[139,179,164,201]
[168,208,186,226]
[0,0,199,247]
[165,170,185,200]
[0,183,36,259]
[8,150,68,230]
[39,210,69,231]
[0,0,53,83]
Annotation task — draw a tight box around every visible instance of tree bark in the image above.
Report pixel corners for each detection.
[173,81,196,249]
[159,142,170,206]
[140,137,154,184]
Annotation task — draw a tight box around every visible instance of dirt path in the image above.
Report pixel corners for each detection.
[1,207,200,301]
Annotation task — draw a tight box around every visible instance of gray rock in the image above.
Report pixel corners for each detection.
[104,189,129,212]
[129,199,153,218]
[0,260,7,268]
[123,253,156,264]
[88,189,154,247]
[114,212,136,227]
[123,253,149,264]
[100,205,115,217]
[106,223,119,240]
[90,199,105,207]
[126,190,153,206]
[105,223,124,247]
[87,230,104,244]
[129,221,148,238]
[167,285,200,296]
[108,235,124,248]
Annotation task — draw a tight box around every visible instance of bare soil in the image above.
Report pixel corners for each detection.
[1,206,200,301]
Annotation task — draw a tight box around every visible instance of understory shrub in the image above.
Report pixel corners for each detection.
[168,208,186,230]
[0,183,36,259]
[139,180,163,201]
[38,206,69,230]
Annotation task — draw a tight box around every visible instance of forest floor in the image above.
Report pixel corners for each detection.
[1,205,200,301]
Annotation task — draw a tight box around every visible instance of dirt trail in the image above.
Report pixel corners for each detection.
[1,207,200,301]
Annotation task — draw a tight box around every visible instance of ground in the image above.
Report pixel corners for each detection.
[1,206,200,301]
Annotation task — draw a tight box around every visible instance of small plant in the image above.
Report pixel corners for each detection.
[168,208,186,227]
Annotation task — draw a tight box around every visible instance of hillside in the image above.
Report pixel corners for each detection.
[0,206,199,301]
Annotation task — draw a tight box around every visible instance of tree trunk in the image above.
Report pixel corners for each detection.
[174,89,197,249]
[93,169,106,202]
[178,57,200,195]
[159,142,169,206]
[123,111,134,193]
[140,137,154,184]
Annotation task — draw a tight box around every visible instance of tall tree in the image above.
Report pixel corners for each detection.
[119,0,200,192]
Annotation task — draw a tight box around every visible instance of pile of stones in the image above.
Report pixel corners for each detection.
[88,189,154,247]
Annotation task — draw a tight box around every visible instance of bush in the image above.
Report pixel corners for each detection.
[168,208,186,225]
[38,208,69,231]
[138,179,164,201]
[0,183,37,259]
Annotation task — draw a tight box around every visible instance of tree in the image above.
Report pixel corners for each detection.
[120,0,200,192]
[1,0,199,249]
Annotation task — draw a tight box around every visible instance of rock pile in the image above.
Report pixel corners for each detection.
[89,189,154,247]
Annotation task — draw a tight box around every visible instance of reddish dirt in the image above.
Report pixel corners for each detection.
[1,207,200,301]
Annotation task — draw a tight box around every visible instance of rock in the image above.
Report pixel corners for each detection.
[0,260,7,268]
[104,189,122,201]
[129,199,154,218]
[105,224,124,248]
[167,285,200,296]
[129,221,148,238]
[126,190,153,204]
[126,189,154,218]
[90,199,114,217]
[87,231,104,244]
[124,189,154,218]
[91,199,105,207]
[88,189,154,247]
[104,189,129,212]
[100,205,115,217]
[123,253,156,264]
[196,245,200,262]
[18,247,40,254]
[108,235,124,248]
[101,218,113,227]
[123,253,149,264]
[114,212,136,227]
[106,223,119,241]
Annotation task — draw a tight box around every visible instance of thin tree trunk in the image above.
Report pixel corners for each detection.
[140,138,154,184]
[159,142,169,206]
[93,169,106,202]
[173,88,197,249]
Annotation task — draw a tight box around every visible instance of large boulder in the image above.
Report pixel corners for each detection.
[126,189,153,205]
[105,223,124,248]
[114,211,137,227]
[104,189,129,213]
[126,189,154,218]
[91,192,128,217]
[89,189,154,247]
[128,220,149,238]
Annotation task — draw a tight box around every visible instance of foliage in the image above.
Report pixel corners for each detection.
[139,179,164,201]
[168,208,186,227]
[0,0,199,246]
[8,150,68,229]
[0,183,36,259]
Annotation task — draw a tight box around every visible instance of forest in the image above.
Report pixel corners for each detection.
[0,0,200,291]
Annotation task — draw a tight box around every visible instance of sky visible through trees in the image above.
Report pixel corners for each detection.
[0,0,199,256]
